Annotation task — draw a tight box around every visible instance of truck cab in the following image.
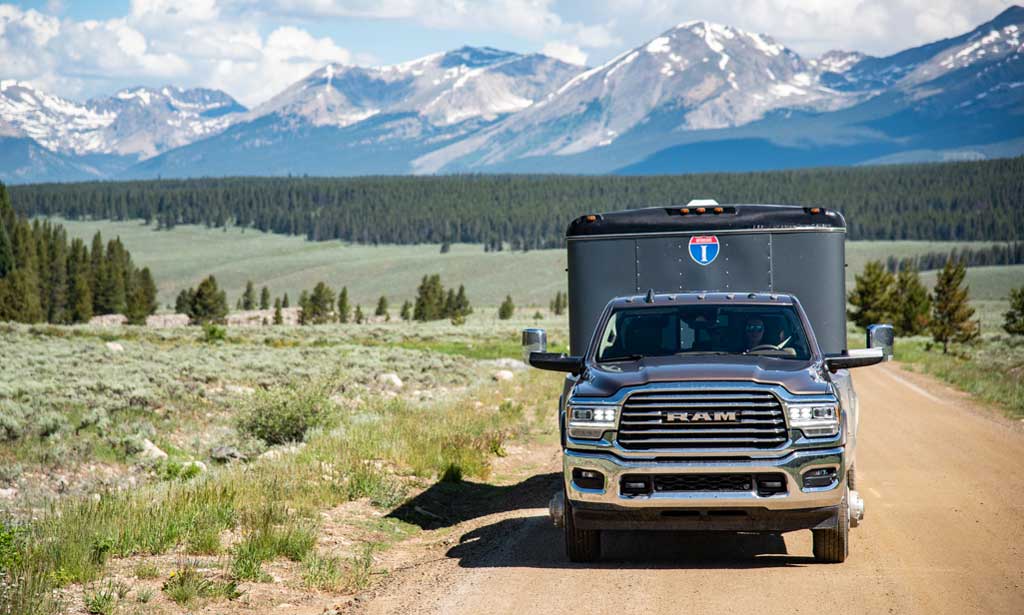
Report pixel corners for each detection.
[525,202,892,563]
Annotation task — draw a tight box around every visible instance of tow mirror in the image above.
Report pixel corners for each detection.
[866,324,895,361]
[522,328,547,362]
[825,348,885,372]
[528,352,585,375]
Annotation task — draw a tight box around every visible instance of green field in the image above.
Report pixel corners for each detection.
[54,219,1022,309]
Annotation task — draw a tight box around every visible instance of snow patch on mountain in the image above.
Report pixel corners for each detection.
[0,82,246,159]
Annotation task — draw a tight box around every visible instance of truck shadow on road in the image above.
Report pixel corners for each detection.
[388,472,815,569]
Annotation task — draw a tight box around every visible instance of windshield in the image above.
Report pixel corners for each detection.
[596,304,812,362]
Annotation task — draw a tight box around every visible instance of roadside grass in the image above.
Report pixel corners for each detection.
[0,369,562,614]
[894,334,1024,420]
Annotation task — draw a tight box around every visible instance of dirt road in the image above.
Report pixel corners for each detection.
[351,363,1024,615]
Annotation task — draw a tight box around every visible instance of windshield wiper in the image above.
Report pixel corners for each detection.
[676,351,734,356]
[599,354,644,363]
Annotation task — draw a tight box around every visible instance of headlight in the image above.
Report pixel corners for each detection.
[787,403,840,437]
[567,404,618,440]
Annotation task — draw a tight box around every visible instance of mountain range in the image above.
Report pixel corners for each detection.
[1,6,1022,183]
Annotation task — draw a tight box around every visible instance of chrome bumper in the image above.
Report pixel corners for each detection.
[563,446,846,511]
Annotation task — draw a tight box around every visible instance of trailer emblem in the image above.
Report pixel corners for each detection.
[688,235,720,266]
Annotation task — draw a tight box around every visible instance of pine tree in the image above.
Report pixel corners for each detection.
[175,289,195,316]
[125,267,158,325]
[498,295,515,320]
[443,288,456,318]
[847,260,894,328]
[242,280,256,310]
[400,300,412,321]
[260,286,271,310]
[307,281,336,324]
[549,291,567,316]
[354,304,364,324]
[67,238,92,323]
[273,297,283,325]
[69,271,93,323]
[375,295,388,318]
[414,274,445,321]
[0,218,13,278]
[930,259,979,353]
[190,275,228,324]
[46,226,68,323]
[454,284,472,317]
[282,292,290,308]
[337,286,350,323]
[891,264,931,335]
[1002,286,1024,336]
[298,290,310,325]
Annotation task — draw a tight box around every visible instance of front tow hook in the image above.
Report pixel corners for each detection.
[549,491,565,528]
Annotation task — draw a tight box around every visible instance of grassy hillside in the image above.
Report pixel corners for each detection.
[54,219,1022,308]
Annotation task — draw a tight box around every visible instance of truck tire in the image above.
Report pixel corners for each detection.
[847,463,856,490]
[813,491,849,563]
[564,494,601,562]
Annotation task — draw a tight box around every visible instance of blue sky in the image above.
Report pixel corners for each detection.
[1,0,1016,106]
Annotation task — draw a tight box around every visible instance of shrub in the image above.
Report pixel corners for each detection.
[202,323,227,344]
[1005,286,1024,336]
[302,553,343,591]
[133,562,159,580]
[238,382,334,445]
[498,295,515,320]
[163,561,241,606]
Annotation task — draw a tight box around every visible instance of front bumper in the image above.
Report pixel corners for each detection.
[563,446,845,530]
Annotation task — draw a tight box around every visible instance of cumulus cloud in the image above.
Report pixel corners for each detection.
[542,41,587,65]
[0,1,351,106]
[0,0,1014,108]
[587,0,1014,57]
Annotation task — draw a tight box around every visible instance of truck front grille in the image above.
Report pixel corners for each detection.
[616,390,788,450]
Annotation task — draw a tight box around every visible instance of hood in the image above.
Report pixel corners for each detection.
[573,354,832,398]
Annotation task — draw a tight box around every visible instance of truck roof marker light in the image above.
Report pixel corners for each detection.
[680,208,690,215]
[808,207,822,215]
[585,214,598,222]
[713,207,724,214]
[696,207,706,214]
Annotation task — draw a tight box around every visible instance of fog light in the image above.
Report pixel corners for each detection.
[572,468,604,490]
[620,476,652,496]
[802,467,837,489]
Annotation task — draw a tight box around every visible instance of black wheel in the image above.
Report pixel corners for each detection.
[564,494,601,562]
[813,491,849,563]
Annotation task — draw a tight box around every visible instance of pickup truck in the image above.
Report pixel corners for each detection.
[524,202,893,563]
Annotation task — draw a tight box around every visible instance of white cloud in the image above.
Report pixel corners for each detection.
[586,0,1014,57]
[542,41,587,65]
[0,2,353,106]
[0,0,1015,109]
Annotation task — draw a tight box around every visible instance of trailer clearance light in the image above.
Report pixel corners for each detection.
[568,405,618,439]
[787,404,839,437]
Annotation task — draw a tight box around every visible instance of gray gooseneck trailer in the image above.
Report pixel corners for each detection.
[565,204,848,356]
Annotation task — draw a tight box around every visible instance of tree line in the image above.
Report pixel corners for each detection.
[9,157,1024,248]
[847,257,1024,352]
[0,183,157,325]
[886,241,1024,273]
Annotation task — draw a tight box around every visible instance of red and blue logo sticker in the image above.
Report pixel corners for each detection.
[688,235,719,266]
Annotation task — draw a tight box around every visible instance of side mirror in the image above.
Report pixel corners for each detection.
[522,328,547,363]
[825,348,885,372]
[866,324,895,361]
[529,352,584,375]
